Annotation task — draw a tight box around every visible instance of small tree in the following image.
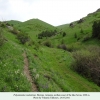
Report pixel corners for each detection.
[17,32,29,44]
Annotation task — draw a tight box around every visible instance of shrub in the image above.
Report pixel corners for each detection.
[17,32,29,44]
[38,41,41,44]
[6,22,10,26]
[38,30,56,39]
[0,23,6,28]
[44,41,52,47]
[72,46,100,86]
[57,44,67,50]
[70,23,74,28]
[61,44,67,50]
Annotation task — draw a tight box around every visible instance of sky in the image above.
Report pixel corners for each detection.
[0,0,100,26]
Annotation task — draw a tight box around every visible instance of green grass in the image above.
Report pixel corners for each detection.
[26,46,100,92]
[1,9,100,92]
[7,18,56,34]
[55,10,100,46]
[0,42,31,91]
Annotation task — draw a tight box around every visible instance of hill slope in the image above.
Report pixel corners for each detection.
[0,8,100,92]
[57,8,100,31]
[42,8,100,48]
[7,18,57,41]
[7,19,56,32]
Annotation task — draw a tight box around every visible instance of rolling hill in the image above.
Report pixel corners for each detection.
[42,8,100,48]
[7,18,56,32]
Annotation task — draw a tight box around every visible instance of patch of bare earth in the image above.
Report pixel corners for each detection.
[23,52,38,92]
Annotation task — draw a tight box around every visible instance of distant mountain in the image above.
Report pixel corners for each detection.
[7,19,56,32]
[57,23,69,30]
[6,20,22,26]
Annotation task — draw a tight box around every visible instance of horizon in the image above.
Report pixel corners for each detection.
[0,0,100,26]
[5,18,70,26]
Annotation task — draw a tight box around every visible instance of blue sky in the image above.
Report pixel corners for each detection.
[0,0,100,26]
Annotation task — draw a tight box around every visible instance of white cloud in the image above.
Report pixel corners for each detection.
[0,0,100,26]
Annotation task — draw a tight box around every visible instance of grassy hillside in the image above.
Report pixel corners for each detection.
[56,9,100,45]
[0,8,100,92]
[6,20,22,25]
[57,23,69,30]
[38,9,100,50]
[7,19,56,32]
[7,18,57,42]
[26,46,100,92]
[0,26,32,91]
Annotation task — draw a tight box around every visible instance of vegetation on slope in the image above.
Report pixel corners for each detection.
[0,8,100,92]
[56,9,100,87]
[26,46,100,92]
[7,19,56,32]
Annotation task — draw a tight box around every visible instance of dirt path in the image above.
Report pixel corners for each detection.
[23,52,38,92]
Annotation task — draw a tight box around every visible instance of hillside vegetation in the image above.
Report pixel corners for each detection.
[0,8,100,92]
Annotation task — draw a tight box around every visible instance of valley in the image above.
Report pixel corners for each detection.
[0,9,100,92]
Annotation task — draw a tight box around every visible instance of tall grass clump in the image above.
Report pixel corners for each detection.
[72,45,100,86]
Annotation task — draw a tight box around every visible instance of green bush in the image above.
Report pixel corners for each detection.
[38,30,56,39]
[0,23,6,28]
[17,32,29,44]
[57,44,67,50]
[44,41,52,47]
[72,46,100,86]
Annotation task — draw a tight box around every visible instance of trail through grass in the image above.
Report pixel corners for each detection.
[0,42,31,91]
[1,11,100,92]
[26,46,100,92]
[23,52,38,92]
